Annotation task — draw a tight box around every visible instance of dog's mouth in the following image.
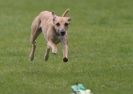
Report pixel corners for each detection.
[60,31,66,36]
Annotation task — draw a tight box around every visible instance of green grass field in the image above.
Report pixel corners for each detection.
[0,0,133,94]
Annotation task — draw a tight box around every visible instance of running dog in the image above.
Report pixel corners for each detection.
[29,9,71,62]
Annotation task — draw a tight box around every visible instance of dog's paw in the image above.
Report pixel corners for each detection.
[51,48,57,54]
[52,51,57,55]
[63,57,68,62]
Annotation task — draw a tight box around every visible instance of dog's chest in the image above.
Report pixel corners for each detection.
[52,35,60,44]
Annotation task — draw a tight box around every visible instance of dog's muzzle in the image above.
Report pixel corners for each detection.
[60,31,66,36]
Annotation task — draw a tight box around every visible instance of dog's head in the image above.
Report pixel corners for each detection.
[52,9,71,36]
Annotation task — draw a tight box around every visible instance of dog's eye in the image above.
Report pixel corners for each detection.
[64,23,69,26]
[56,23,60,26]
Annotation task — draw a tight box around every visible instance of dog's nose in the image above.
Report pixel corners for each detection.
[60,31,66,36]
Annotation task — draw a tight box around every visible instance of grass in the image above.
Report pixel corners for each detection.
[0,0,133,94]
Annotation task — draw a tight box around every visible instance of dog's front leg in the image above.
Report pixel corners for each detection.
[47,40,57,54]
[63,44,68,62]
[44,41,57,61]
[61,37,68,62]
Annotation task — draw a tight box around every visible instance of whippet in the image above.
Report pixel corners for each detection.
[29,9,71,62]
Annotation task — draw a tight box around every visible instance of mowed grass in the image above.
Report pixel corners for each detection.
[0,0,133,94]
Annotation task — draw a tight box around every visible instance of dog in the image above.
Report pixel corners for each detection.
[29,9,71,62]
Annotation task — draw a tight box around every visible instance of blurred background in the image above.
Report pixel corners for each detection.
[0,0,133,94]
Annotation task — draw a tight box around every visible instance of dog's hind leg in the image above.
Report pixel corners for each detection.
[29,16,42,61]
[29,28,41,61]
[29,41,36,61]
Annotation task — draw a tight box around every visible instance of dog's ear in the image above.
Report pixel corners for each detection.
[62,9,70,17]
[52,12,56,22]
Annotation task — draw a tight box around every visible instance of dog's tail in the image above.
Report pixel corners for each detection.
[62,9,70,17]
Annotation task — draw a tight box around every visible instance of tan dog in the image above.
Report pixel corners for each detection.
[29,9,71,62]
